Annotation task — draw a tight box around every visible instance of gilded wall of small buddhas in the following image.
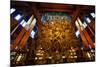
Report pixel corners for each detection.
[35,20,82,64]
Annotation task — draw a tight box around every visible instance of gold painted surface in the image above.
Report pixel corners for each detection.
[35,20,82,64]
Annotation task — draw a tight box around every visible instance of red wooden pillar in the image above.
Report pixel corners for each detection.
[80,27,95,49]
[11,28,26,50]
[18,29,31,49]
[11,15,34,50]
[18,19,36,49]
[71,6,81,30]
